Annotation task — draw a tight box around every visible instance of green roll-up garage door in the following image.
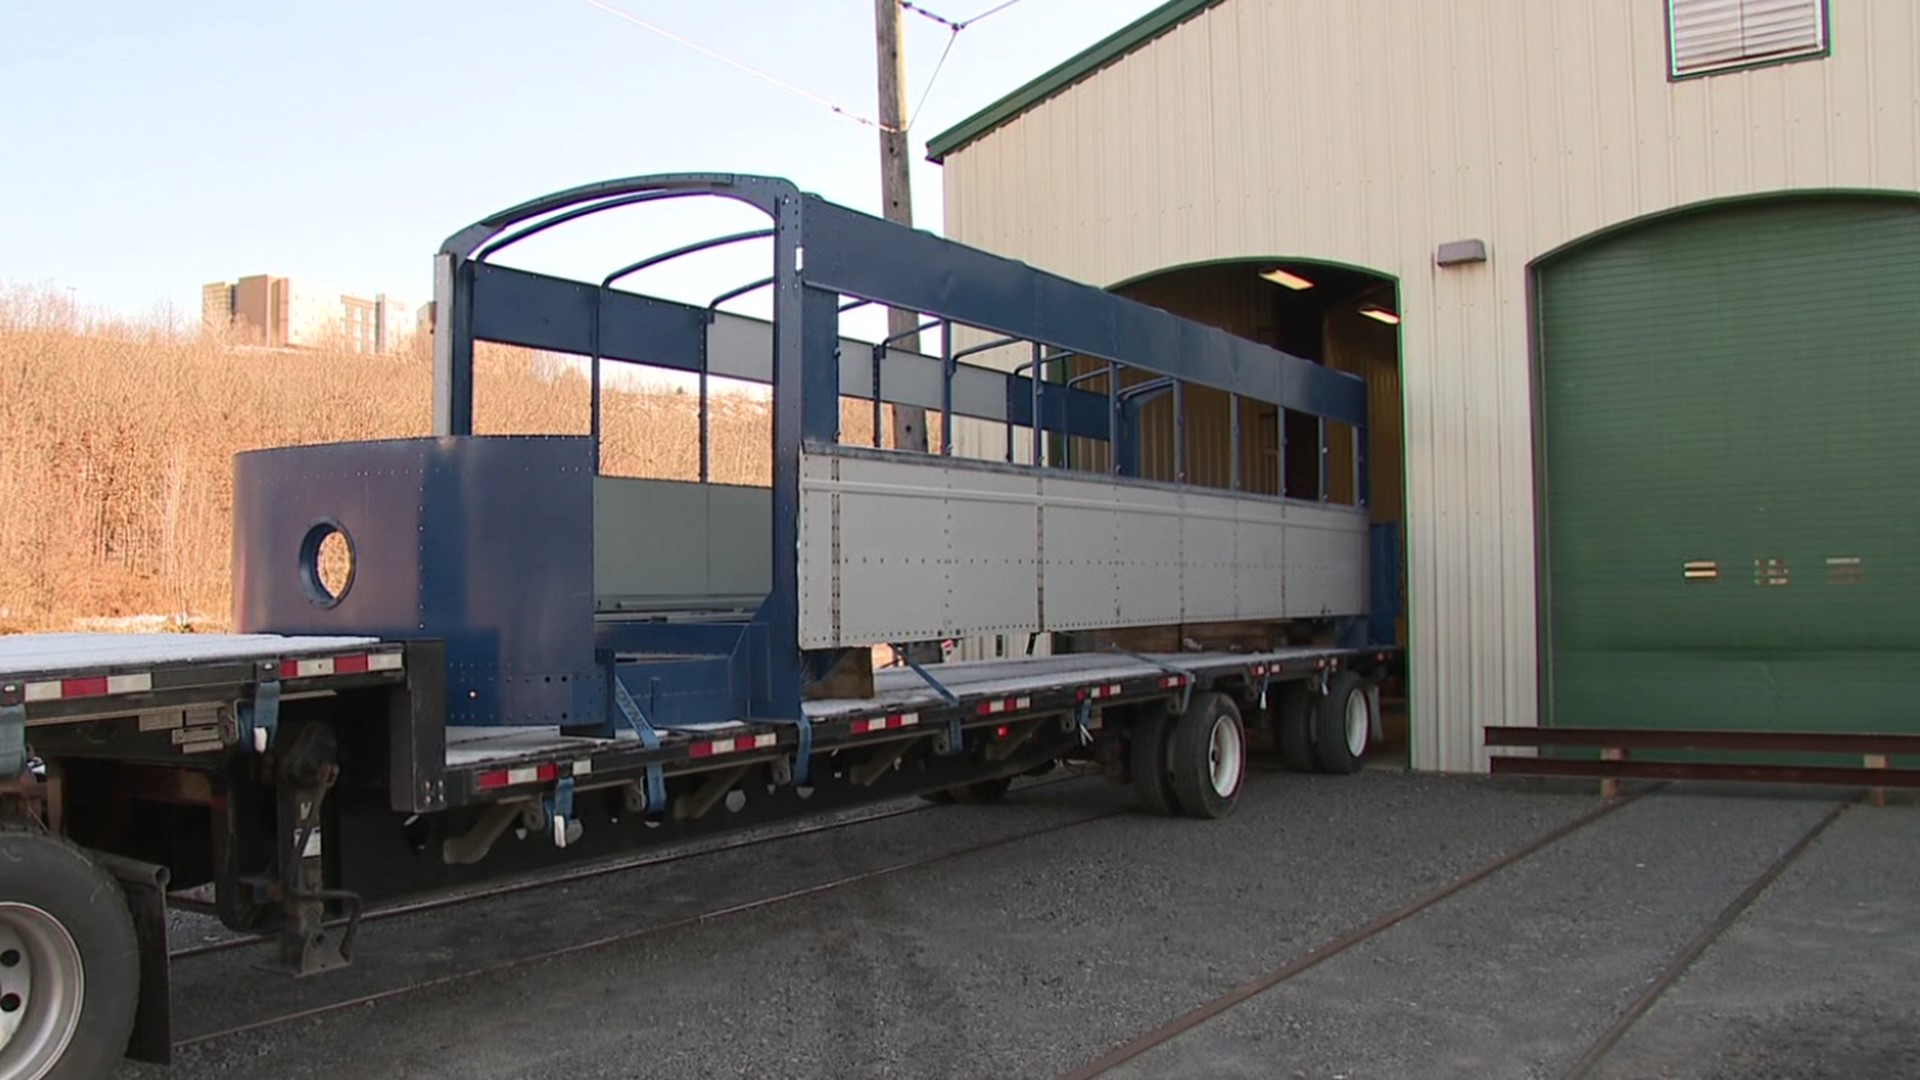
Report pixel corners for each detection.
[1536,196,1920,735]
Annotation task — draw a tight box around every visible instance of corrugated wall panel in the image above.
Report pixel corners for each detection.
[939,0,1920,772]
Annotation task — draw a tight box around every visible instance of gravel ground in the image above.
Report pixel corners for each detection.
[1589,801,1920,1080]
[1101,787,1842,1080]
[107,771,1903,1080]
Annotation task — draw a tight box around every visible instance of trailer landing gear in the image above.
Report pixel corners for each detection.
[0,831,138,1080]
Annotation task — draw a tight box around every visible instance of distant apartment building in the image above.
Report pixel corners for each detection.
[201,274,415,354]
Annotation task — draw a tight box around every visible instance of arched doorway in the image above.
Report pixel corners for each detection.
[1532,194,1920,736]
[1106,257,1410,759]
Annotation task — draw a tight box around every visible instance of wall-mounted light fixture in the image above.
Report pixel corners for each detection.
[1435,239,1488,266]
[1358,304,1401,326]
[1258,267,1315,290]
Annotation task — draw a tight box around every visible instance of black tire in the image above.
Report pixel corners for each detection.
[1128,708,1181,816]
[947,776,1014,804]
[1313,670,1372,775]
[1272,682,1317,773]
[0,832,140,1080]
[1168,691,1247,819]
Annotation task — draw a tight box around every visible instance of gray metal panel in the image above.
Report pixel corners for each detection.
[1282,504,1370,617]
[942,467,1041,637]
[797,453,838,647]
[819,454,953,646]
[798,448,1369,647]
[709,485,774,597]
[595,477,770,608]
[1234,500,1289,616]
[1115,486,1183,625]
[1038,475,1121,632]
[1179,496,1241,622]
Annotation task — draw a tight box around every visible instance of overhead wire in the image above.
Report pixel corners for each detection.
[577,0,898,131]
[898,0,1033,129]
[577,0,1037,135]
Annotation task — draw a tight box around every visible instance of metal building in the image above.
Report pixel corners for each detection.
[929,0,1920,772]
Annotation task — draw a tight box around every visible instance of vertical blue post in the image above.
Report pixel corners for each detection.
[1030,342,1043,467]
[761,193,838,718]
[1173,380,1186,483]
[940,322,954,456]
[589,288,604,474]
[431,252,475,437]
[1229,392,1242,491]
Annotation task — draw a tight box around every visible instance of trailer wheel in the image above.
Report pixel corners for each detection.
[0,832,139,1080]
[1168,692,1246,819]
[1128,710,1181,816]
[1271,682,1317,773]
[1312,671,1371,775]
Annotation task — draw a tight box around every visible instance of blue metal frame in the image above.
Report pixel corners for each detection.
[420,172,1374,733]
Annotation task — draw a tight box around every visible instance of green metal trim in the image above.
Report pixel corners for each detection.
[925,0,1227,162]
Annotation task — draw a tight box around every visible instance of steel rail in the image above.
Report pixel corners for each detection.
[1559,799,1849,1080]
[173,802,1130,1051]
[1052,785,1662,1080]
[169,772,1095,963]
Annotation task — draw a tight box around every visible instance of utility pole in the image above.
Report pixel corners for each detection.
[876,0,944,666]
[874,0,928,454]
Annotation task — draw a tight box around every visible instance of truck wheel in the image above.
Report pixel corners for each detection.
[1313,671,1371,775]
[947,777,1013,804]
[1128,709,1181,816]
[1272,682,1316,773]
[0,832,139,1080]
[1169,692,1246,819]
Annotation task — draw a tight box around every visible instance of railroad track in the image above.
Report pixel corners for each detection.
[1052,785,1852,1080]
[169,770,1104,962]
[169,782,1132,1051]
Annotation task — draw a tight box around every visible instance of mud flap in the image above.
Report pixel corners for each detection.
[95,852,173,1066]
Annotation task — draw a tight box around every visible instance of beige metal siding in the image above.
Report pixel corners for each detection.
[939,0,1920,773]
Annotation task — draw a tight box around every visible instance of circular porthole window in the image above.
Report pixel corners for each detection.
[300,522,356,607]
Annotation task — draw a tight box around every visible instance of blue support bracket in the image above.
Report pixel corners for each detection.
[544,776,581,848]
[611,676,668,817]
[1073,699,1094,747]
[757,716,815,786]
[895,645,965,755]
[0,699,24,780]
[242,665,281,754]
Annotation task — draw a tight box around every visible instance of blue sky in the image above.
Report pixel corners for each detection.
[0,0,1163,327]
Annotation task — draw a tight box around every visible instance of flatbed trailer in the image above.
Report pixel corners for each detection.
[0,173,1399,1079]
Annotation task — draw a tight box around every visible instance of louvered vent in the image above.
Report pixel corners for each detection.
[1668,0,1827,77]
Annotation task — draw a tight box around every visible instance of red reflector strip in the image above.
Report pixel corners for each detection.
[474,762,559,791]
[690,732,779,758]
[23,672,153,702]
[61,676,109,699]
[1086,684,1123,700]
[1251,665,1267,677]
[1159,676,1187,689]
[850,712,920,735]
[975,696,1032,716]
[279,652,404,680]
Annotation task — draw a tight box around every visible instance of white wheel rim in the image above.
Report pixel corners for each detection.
[1207,714,1243,798]
[1344,689,1369,758]
[0,903,85,1080]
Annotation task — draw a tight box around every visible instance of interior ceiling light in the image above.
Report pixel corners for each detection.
[1259,268,1315,291]
[1358,304,1400,325]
